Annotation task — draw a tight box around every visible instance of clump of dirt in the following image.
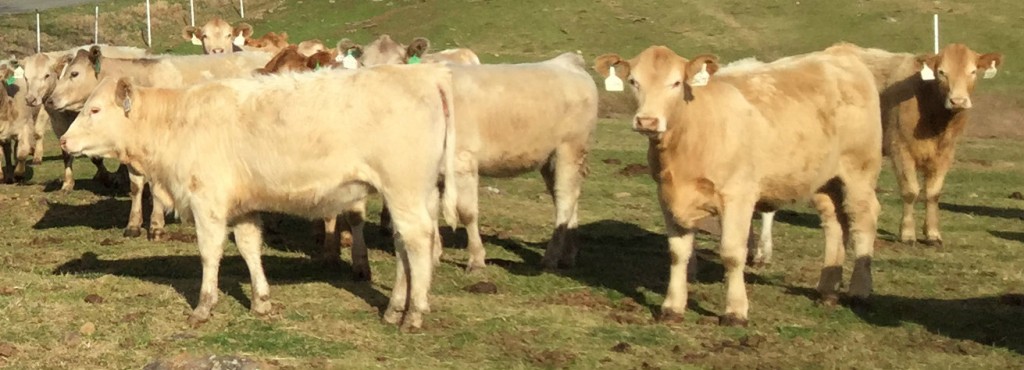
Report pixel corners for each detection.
[83,294,104,304]
[0,342,16,358]
[610,341,633,353]
[543,290,612,309]
[165,232,197,243]
[143,354,271,370]
[602,158,622,165]
[99,238,123,246]
[618,164,649,177]
[1009,192,1024,200]
[464,281,498,294]
[28,236,63,247]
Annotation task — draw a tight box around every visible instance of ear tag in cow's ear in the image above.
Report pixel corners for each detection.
[232,34,246,47]
[604,66,624,92]
[59,63,70,79]
[122,96,132,114]
[407,55,421,65]
[13,66,25,79]
[93,60,101,75]
[191,34,202,46]
[341,51,358,70]
[689,63,710,87]
[314,61,322,71]
[4,76,14,85]
[983,61,998,79]
[920,64,935,81]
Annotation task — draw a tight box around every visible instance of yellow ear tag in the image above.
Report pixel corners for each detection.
[920,64,935,81]
[190,34,202,46]
[983,61,998,79]
[690,63,710,87]
[232,34,246,47]
[604,66,624,92]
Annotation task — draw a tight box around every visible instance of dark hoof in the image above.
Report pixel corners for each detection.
[319,257,343,271]
[186,315,208,328]
[148,229,167,241]
[718,314,749,327]
[818,293,841,308]
[923,239,943,248]
[123,227,143,238]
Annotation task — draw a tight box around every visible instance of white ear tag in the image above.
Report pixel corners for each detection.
[983,61,997,79]
[122,96,132,113]
[690,63,710,87]
[59,63,70,79]
[920,64,935,81]
[191,34,202,46]
[604,66,624,92]
[13,66,25,79]
[232,34,246,47]
[341,52,358,70]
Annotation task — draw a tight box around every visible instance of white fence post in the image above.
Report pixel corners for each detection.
[145,0,152,47]
[35,11,41,53]
[239,0,245,18]
[94,6,99,44]
[932,14,939,54]
[189,0,195,26]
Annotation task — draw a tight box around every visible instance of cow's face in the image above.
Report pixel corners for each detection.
[47,48,102,112]
[60,77,133,159]
[358,35,430,66]
[595,46,719,136]
[183,17,253,54]
[920,44,1003,111]
[21,53,66,107]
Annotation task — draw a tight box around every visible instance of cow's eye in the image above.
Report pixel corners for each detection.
[672,81,682,88]
[44,74,50,78]
[70,71,78,78]
[970,70,977,75]
[89,107,100,114]
[938,69,946,76]
[628,78,638,87]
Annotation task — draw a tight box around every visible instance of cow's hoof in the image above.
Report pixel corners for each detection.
[251,296,273,317]
[399,312,423,332]
[148,228,167,241]
[2,177,13,185]
[123,227,143,238]
[818,293,840,308]
[464,259,486,274]
[186,313,209,328]
[382,307,403,325]
[658,310,686,323]
[718,314,749,327]
[31,158,42,165]
[60,182,74,192]
[352,264,372,282]
[923,238,943,248]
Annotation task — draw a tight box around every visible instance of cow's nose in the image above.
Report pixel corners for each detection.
[44,98,54,108]
[948,97,970,109]
[634,117,660,132]
[25,97,37,106]
[212,48,225,54]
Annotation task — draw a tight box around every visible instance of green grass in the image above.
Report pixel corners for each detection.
[1,0,1023,369]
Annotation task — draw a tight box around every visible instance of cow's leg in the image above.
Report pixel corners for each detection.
[12,139,28,182]
[319,216,341,268]
[719,196,756,326]
[659,209,695,322]
[426,185,443,266]
[813,183,847,306]
[147,181,168,241]
[921,162,949,247]
[233,214,272,316]
[455,154,484,272]
[123,170,146,238]
[891,147,919,244]
[0,141,13,183]
[91,158,113,187]
[187,206,228,327]
[540,145,587,269]
[381,197,435,330]
[752,211,775,265]
[379,204,393,235]
[59,150,75,191]
[32,128,44,165]
[346,200,370,281]
[841,174,880,301]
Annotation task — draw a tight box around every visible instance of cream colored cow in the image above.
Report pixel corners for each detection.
[595,46,882,325]
[60,64,456,330]
[182,17,254,54]
[46,46,272,240]
[825,42,1004,247]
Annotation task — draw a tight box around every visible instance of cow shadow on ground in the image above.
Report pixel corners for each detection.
[476,219,775,318]
[33,197,130,230]
[940,202,1024,220]
[988,230,1024,243]
[773,209,820,230]
[783,285,1024,355]
[52,251,390,316]
[259,213,394,259]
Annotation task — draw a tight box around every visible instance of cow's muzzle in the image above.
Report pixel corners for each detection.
[633,116,664,135]
[946,96,972,110]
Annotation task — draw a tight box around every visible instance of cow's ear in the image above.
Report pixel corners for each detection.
[0,65,12,85]
[235,23,254,39]
[914,53,940,78]
[977,52,1003,70]
[115,78,133,117]
[407,37,430,59]
[594,53,630,79]
[337,39,363,58]
[52,54,73,77]
[306,51,336,70]
[685,54,719,87]
[89,45,103,75]
[181,26,197,41]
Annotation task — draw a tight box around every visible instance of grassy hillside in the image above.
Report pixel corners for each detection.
[1,1,1023,369]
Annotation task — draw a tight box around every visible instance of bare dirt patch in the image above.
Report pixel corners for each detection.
[965,93,1024,139]
[618,164,649,177]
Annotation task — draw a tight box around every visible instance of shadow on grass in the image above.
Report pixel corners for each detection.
[52,251,390,318]
[940,202,1024,220]
[259,213,393,259]
[33,197,129,230]
[989,230,1024,243]
[773,209,820,230]
[480,219,773,318]
[783,286,1024,355]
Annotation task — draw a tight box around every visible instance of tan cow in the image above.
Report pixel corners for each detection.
[46,46,272,240]
[595,46,882,325]
[337,35,481,68]
[182,17,254,54]
[255,46,339,75]
[21,45,149,190]
[0,64,28,183]
[825,42,1004,247]
[60,64,457,330]
[244,32,290,54]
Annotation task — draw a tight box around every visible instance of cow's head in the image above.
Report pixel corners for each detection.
[917,43,1003,111]
[46,46,104,112]
[355,35,431,66]
[306,50,340,71]
[22,53,69,107]
[60,77,135,159]
[245,31,290,53]
[595,46,719,135]
[296,39,326,57]
[182,17,253,54]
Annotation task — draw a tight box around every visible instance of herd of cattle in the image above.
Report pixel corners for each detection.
[0,16,1005,330]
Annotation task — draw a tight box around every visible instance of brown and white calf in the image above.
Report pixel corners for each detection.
[46,46,272,240]
[337,34,481,68]
[255,46,339,75]
[595,46,882,325]
[825,42,1004,247]
[60,64,457,330]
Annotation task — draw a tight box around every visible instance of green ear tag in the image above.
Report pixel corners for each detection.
[314,61,322,71]
[407,55,421,65]
[4,76,14,85]
[93,60,101,75]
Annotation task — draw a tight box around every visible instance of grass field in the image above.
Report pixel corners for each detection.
[1,1,1023,369]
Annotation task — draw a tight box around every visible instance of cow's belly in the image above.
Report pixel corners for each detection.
[236,181,373,219]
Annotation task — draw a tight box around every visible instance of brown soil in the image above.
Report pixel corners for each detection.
[618,164,649,177]
[965,92,1024,139]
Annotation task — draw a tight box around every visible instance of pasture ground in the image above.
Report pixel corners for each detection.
[1,0,1023,369]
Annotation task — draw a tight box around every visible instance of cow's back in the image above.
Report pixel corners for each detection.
[450,53,598,175]
[158,51,273,85]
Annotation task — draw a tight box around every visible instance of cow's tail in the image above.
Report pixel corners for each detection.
[438,82,458,227]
